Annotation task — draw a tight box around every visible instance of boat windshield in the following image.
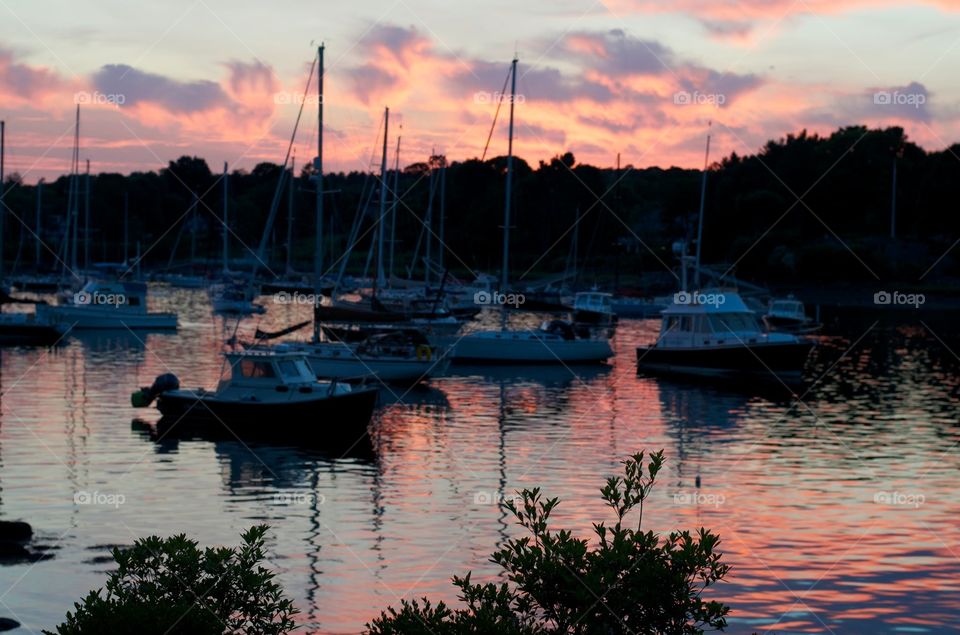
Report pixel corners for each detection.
[238,359,276,378]
[772,301,803,313]
[708,313,761,333]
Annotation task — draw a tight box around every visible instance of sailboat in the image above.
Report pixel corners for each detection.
[450,58,613,365]
[253,48,450,385]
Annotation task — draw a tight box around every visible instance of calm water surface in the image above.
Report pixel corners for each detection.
[1,287,959,633]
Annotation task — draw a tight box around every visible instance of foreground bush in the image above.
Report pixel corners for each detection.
[46,525,297,635]
[368,450,730,634]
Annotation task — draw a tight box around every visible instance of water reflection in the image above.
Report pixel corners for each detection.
[0,297,959,632]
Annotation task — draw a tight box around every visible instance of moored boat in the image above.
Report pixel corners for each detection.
[36,281,177,329]
[636,291,813,380]
[133,350,378,444]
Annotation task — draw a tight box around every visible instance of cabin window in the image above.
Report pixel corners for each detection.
[239,360,276,378]
[710,314,759,333]
[666,316,680,331]
[277,361,299,377]
[679,316,694,332]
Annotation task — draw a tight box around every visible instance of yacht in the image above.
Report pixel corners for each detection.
[132,350,378,443]
[36,281,177,329]
[763,297,821,334]
[267,330,450,384]
[572,291,617,326]
[636,291,813,379]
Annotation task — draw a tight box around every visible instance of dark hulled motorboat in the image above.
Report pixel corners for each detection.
[132,351,378,445]
[636,291,814,381]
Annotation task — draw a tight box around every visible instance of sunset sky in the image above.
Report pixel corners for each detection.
[1,0,959,182]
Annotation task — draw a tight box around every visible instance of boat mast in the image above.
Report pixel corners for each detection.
[376,107,389,290]
[83,159,90,272]
[0,120,4,282]
[222,161,229,273]
[424,148,434,287]
[70,107,80,274]
[36,180,43,268]
[122,191,128,265]
[286,154,295,275]
[501,57,517,292]
[313,44,324,342]
[438,154,446,275]
[389,133,400,282]
[694,122,711,290]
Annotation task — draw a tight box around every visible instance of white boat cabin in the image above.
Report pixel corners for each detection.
[221,351,319,390]
[658,292,772,348]
[767,299,807,320]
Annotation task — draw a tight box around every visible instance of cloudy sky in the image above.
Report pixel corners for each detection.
[1,0,958,182]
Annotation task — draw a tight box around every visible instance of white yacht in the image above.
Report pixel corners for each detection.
[210,283,265,315]
[453,320,613,364]
[572,291,617,326]
[763,297,821,333]
[36,281,177,329]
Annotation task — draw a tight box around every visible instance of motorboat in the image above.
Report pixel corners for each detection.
[636,290,813,380]
[572,291,617,326]
[36,281,177,329]
[266,330,450,384]
[610,296,667,319]
[763,297,822,334]
[132,350,378,444]
[451,320,614,364]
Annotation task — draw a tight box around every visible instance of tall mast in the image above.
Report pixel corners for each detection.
[0,120,5,282]
[694,123,711,289]
[70,106,80,273]
[313,44,325,342]
[389,133,400,282]
[376,107,389,290]
[222,161,229,273]
[83,158,90,271]
[286,154,295,275]
[36,180,43,268]
[424,150,434,286]
[123,191,129,265]
[438,155,446,275]
[501,57,517,291]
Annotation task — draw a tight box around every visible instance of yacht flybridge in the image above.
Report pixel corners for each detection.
[636,291,813,379]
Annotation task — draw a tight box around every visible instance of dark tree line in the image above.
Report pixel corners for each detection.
[1,124,956,288]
